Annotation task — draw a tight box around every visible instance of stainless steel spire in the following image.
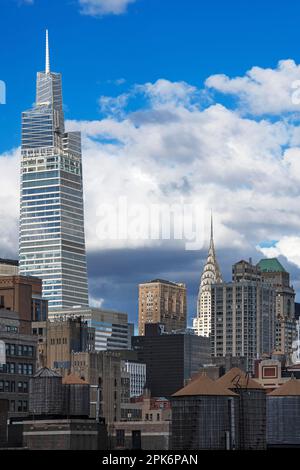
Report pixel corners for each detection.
[193,214,222,337]
[45,29,50,74]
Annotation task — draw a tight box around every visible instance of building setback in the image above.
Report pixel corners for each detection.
[138,279,187,336]
[19,31,89,310]
[132,324,211,397]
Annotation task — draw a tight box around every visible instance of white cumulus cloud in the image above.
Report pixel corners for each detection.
[206,59,300,116]
[2,63,300,281]
[79,0,136,16]
[258,237,300,269]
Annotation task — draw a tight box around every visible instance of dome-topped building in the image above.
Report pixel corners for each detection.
[193,215,222,337]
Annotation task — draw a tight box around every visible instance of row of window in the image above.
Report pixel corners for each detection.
[49,337,68,345]
[0,363,34,375]
[6,344,34,357]
[9,400,28,413]
[0,380,28,393]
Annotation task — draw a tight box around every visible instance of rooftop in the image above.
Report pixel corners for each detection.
[269,377,300,396]
[217,368,264,390]
[172,374,237,397]
[62,374,88,385]
[143,279,185,287]
[34,367,62,378]
[0,308,19,321]
[0,258,19,266]
[257,258,286,273]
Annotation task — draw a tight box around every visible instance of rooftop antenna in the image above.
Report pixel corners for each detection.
[45,29,50,74]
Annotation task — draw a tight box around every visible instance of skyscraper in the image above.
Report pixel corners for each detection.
[19,31,89,310]
[257,258,296,356]
[138,279,187,335]
[211,260,276,372]
[193,215,222,337]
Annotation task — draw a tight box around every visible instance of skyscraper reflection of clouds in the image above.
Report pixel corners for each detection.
[19,31,89,310]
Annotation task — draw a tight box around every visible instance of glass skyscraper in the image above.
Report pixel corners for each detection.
[19,31,89,310]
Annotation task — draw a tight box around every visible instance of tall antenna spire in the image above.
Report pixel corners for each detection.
[45,29,50,74]
[210,210,214,244]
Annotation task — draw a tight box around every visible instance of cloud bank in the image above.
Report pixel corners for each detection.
[2,59,300,314]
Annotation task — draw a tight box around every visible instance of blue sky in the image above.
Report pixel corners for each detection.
[1,0,300,325]
[2,0,300,151]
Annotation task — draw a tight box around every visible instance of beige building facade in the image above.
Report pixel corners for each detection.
[138,279,186,336]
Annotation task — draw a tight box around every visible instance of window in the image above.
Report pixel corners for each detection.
[10,401,15,412]
[17,401,23,412]
[116,430,125,448]
[18,382,23,393]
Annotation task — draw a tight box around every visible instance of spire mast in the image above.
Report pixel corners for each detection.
[210,210,214,244]
[45,29,50,74]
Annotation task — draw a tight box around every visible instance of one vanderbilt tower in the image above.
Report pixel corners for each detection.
[19,31,89,310]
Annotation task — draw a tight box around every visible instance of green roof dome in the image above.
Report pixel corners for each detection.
[257,258,286,273]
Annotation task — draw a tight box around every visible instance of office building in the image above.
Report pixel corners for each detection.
[193,216,222,338]
[232,259,261,283]
[19,31,89,310]
[257,258,296,357]
[49,306,133,351]
[138,279,187,336]
[71,350,130,430]
[132,324,211,397]
[0,275,47,334]
[0,308,36,417]
[211,260,276,372]
[124,361,146,398]
[46,317,95,374]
